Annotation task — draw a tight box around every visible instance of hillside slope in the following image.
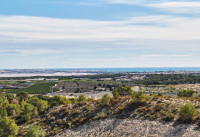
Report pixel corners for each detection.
[55,119,200,137]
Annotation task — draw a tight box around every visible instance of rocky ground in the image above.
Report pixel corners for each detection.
[55,118,200,137]
[47,91,113,99]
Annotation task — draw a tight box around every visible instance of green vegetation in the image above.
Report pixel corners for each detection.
[1,83,200,136]
[178,89,195,97]
[28,97,49,113]
[77,95,87,102]
[0,91,75,136]
[50,95,71,106]
[112,86,133,98]
[133,74,200,85]
[21,103,38,122]
[178,103,197,123]
[5,82,58,94]
[0,116,19,137]
[100,94,111,106]
[17,91,29,102]
[25,125,45,137]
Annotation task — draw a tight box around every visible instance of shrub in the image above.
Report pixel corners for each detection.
[0,94,9,108]
[56,119,63,125]
[93,112,107,120]
[21,103,38,122]
[112,86,133,98]
[0,116,19,137]
[163,113,175,122]
[11,98,19,104]
[133,92,146,105]
[74,88,83,93]
[178,89,194,97]
[69,98,78,103]
[6,93,15,103]
[50,95,71,106]
[157,93,164,97]
[100,94,111,106]
[6,104,21,116]
[179,103,197,123]
[0,108,7,119]
[36,95,51,101]
[112,90,120,98]
[28,97,49,113]
[77,95,87,102]
[88,98,95,102]
[16,91,29,102]
[25,125,45,137]
[67,121,72,128]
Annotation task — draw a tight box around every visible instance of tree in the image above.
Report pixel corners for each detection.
[179,103,197,123]
[16,91,29,102]
[0,116,19,137]
[100,94,111,106]
[25,125,45,137]
[21,103,38,122]
[77,95,87,102]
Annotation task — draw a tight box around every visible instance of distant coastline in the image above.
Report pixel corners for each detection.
[2,67,200,72]
[0,67,200,77]
[55,67,200,72]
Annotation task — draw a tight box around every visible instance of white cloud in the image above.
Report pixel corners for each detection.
[0,49,61,56]
[101,0,200,14]
[138,54,194,58]
[0,14,200,44]
[148,2,200,14]
[101,0,144,4]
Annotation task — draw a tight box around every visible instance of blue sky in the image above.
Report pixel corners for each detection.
[0,0,200,69]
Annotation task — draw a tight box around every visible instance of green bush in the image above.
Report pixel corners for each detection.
[16,91,29,102]
[179,103,197,123]
[0,94,9,108]
[50,95,71,106]
[100,94,111,106]
[25,125,45,137]
[0,108,7,119]
[157,93,164,97]
[21,103,38,122]
[112,90,120,98]
[163,113,175,122]
[177,89,194,97]
[6,104,21,116]
[112,86,133,98]
[132,92,146,105]
[28,97,49,113]
[77,95,87,102]
[0,116,19,137]
[6,93,15,103]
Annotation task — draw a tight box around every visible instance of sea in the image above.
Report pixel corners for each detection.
[55,67,200,73]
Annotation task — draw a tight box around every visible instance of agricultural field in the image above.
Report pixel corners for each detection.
[1,82,58,94]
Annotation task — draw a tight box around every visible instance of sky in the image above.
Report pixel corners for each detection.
[0,0,200,69]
